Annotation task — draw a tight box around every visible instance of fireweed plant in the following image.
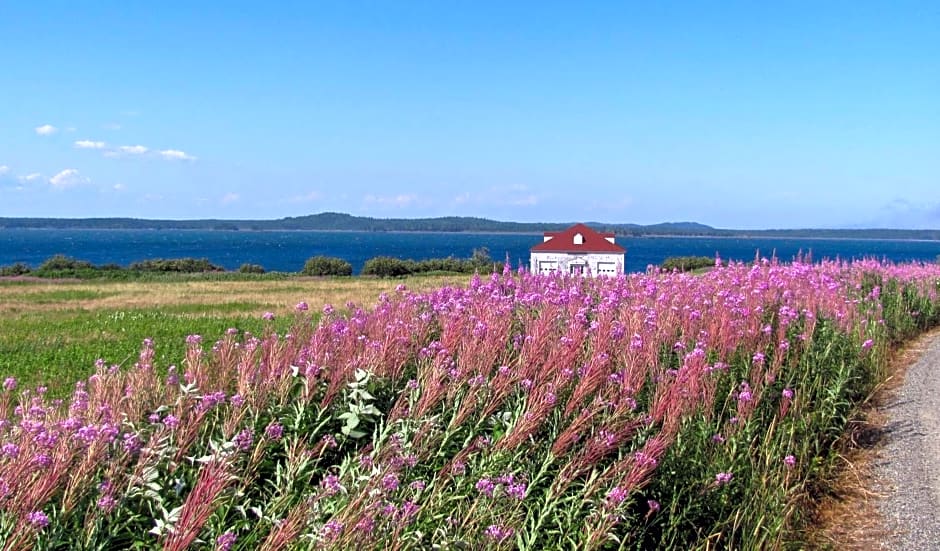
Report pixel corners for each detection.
[1,259,939,550]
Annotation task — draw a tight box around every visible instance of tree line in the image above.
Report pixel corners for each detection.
[0,248,502,279]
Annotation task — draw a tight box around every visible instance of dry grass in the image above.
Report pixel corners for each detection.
[807,328,940,549]
[0,274,469,316]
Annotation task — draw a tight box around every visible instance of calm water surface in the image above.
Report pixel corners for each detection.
[1,229,939,274]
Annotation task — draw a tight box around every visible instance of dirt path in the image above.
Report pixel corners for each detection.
[873,329,940,549]
[813,328,940,550]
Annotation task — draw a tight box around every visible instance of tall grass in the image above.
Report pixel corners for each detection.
[1,259,938,549]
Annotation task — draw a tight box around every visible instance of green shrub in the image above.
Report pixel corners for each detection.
[661,255,715,272]
[37,254,96,272]
[238,263,266,274]
[0,262,31,276]
[362,256,417,277]
[302,256,353,276]
[129,258,224,273]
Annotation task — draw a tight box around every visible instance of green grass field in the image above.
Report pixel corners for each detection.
[0,274,467,395]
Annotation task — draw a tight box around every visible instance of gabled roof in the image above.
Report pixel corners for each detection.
[530,223,626,253]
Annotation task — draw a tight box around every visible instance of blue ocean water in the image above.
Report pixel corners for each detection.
[1,229,939,274]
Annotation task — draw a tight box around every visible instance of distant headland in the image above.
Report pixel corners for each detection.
[1,212,939,241]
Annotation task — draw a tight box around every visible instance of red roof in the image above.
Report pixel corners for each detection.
[530,223,626,253]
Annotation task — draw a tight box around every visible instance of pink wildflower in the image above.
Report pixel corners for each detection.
[26,510,50,529]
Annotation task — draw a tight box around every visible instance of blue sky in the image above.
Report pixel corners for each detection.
[1,2,937,229]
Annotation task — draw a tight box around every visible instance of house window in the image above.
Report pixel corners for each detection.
[597,262,616,275]
[538,260,557,274]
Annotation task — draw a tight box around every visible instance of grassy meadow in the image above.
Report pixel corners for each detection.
[0,274,467,394]
[1,261,939,549]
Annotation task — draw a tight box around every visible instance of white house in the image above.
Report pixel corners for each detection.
[529,223,626,276]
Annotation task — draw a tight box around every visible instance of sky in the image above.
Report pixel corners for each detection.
[0,2,938,229]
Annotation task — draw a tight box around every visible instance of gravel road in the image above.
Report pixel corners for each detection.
[875,331,940,550]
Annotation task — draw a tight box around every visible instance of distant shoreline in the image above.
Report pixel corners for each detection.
[3,227,940,243]
[1,212,939,242]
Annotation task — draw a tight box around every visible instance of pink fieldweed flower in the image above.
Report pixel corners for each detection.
[475,477,496,497]
[321,474,343,496]
[264,422,284,441]
[399,500,419,520]
[382,473,400,492]
[320,520,344,540]
[485,524,514,543]
[216,531,237,551]
[605,486,628,508]
[26,510,50,529]
[234,429,254,452]
[507,481,527,500]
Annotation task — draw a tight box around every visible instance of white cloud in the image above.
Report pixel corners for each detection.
[289,191,321,203]
[221,192,240,204]
[49,168,86,189]
[159,149,197,161]
[365,193,418,208]
[511,195,539,206]
[35,124,58,136]
[119,145,148,155]
[75,140,107,149]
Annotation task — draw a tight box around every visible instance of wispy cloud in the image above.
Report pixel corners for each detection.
[289,191,321,203]
[74,140,107,149]
[49,169,86,189]
[159,149,197,161]
[119,145,149,155]
[35,124,58,136]
[364,193,419,208]
[511,194,539,206]
[221,192,240,205]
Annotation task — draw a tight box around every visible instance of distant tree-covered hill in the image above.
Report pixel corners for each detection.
[1,212,938,240]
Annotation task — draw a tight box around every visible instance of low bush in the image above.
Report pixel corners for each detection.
[661,255,716,272]
[364,248,503,278]
[37,254,96,272]
[129,258,224,273]
[302,256,353,276]
[0,262,31,276]
[362,256,417,277]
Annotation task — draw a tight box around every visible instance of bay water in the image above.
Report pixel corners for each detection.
[1,229,939,274]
